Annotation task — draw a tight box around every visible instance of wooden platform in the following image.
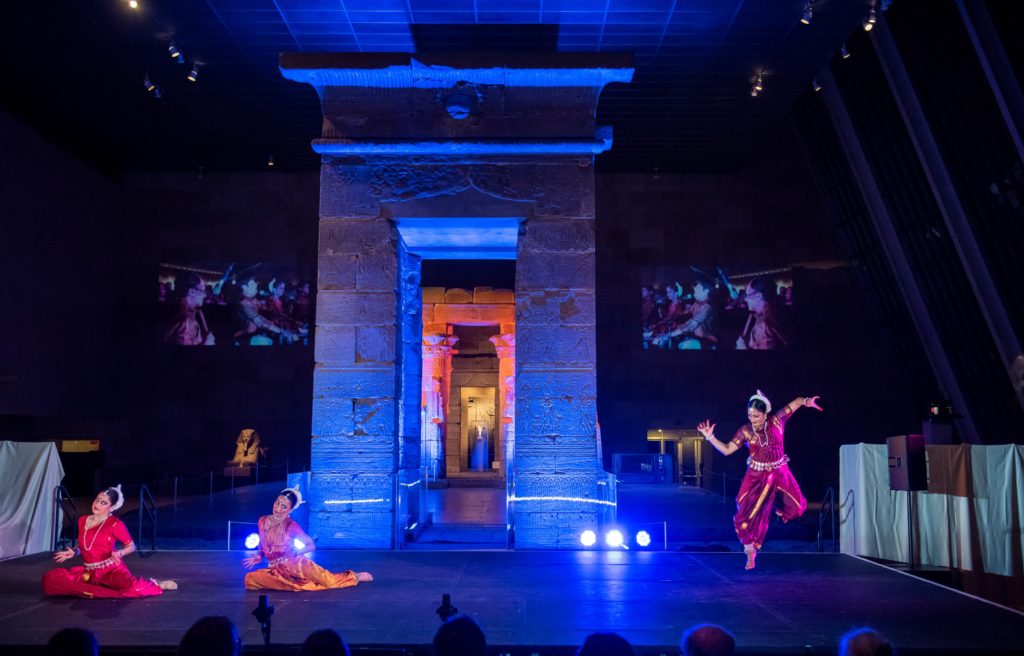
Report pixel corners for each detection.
[2,550,1024,654]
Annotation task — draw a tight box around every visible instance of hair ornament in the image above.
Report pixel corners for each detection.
[280,486,304,508]
[749,389,772,414]
[107,484,125,512]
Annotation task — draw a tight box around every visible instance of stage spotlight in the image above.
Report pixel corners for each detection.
[604,529,624,548]
[168,42,180,59]
[128,0,139,8]
[187,65,199,82]
[864,8,877,31]
[750,73,763,97]
[267,154,275,167]
[292,538,304,550]
[143,75,156,92]
[580,530,597,547]
[841,45,851,60]
[800,1,813,25]
[813,78,823,92]
[245,533,260,549]
[635,530,652,548]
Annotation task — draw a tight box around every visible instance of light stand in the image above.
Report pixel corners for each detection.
[252,594,274,647]
[436,593,458,622]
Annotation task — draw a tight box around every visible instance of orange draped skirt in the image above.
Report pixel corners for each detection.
[244,557,359,592]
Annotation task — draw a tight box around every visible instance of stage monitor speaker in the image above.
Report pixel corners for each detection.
[887,434,927,491]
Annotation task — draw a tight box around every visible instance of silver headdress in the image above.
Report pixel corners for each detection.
[280,485,304,508]
[748,389,772,414]
[107,484,125,512]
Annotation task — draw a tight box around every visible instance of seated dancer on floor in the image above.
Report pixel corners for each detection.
[243,487,372,591]
[43,485,176,597]
[697,390,822,570]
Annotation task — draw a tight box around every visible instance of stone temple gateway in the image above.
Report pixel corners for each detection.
[280,53,633,549]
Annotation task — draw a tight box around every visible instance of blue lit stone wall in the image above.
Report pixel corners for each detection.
[309,204,419,548]
[514,177,602,548]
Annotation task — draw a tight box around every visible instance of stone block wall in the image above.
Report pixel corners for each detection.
[514,160,603,548]
[309,191,419,548]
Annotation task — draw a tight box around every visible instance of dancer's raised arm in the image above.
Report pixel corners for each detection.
[697,420,740,456]
[782,396,823,415]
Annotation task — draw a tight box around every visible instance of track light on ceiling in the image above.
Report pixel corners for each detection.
[187,65,199,82]
[841,44,851,59]
[864,7,877,31]
[750,73,764,97]
[168,42,181,59]
[143,75,156,92]
[813,78,823,92]
[800,1,813,25]
[267,154,275,167]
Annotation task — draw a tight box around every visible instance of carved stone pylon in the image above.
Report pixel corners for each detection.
[282,53,633,548]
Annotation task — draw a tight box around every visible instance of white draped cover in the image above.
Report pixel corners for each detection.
[839,443,1024,576]
[0,441,65,559]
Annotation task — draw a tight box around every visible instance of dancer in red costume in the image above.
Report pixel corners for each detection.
[42,485,176,598]
[697,390,822,570]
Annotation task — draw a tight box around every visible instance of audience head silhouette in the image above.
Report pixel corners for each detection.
[178,616,241,656]
[681,624,736,656]
[298,628,350,656]
[47,628,98,656]
[433,613,486,656]
[576,631,636,656]
[838,628,896,656]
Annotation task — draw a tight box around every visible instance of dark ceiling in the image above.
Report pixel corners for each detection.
[1,0,876,175]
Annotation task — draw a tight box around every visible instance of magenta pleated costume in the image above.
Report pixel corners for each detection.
[730,404,807,548]
[42,515,162,599]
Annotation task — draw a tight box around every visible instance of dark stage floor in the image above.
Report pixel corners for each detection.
[2,551,1023,655]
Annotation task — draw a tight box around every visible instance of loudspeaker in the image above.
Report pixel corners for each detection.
[922,419,954,445]
[887,434,927,491]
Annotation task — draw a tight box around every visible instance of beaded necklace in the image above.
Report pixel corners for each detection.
[83,515,108,551]
[751,421,769,447]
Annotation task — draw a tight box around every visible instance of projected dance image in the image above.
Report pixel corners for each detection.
[642,267,793,350]
[159,263,309,347]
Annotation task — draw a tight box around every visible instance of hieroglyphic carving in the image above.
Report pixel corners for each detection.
[516,290,595,327]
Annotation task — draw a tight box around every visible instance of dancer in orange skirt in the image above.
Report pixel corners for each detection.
[243,487,372,591]
[697,390,822,570]
[43,485,176,598]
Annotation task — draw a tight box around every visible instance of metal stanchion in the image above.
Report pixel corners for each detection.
[173,476,178,510]
[209,471,214,505]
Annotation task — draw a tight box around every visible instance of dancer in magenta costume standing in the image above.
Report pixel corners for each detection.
[697,390,822,570]
[42,485,176,598]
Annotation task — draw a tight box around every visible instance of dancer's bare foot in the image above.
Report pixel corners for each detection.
[743,544,756,570]
[356,572,373,582]
[158,579,178,590]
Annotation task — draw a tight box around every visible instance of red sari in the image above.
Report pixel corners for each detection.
[244,516,359,592]
[42,516,162,598]
[730,405,807,548]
